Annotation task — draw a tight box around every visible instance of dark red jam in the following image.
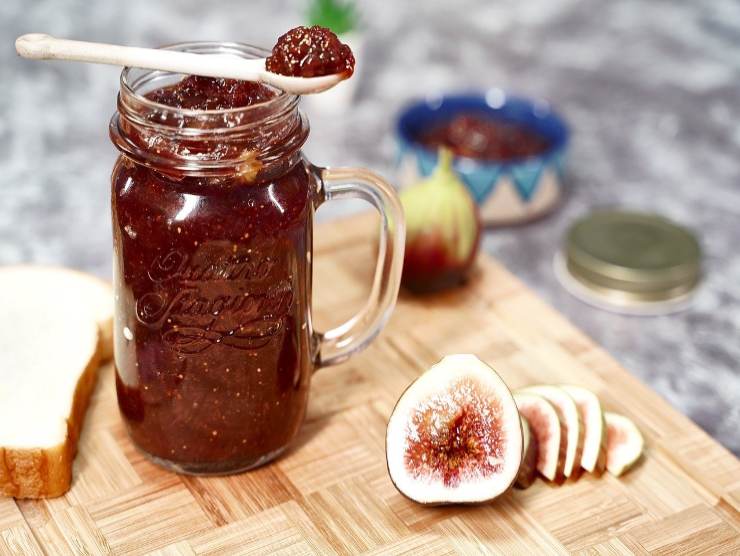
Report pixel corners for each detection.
[418,114,551,161]
[266,25,355,78]
[112,75,314,472]
[146,75,277,109]
[133,77,289,169]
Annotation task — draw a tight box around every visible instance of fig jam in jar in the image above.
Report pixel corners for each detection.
[109,42,404,474]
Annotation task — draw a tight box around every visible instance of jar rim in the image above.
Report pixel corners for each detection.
[112,41,308,178]
[119,41,297,118]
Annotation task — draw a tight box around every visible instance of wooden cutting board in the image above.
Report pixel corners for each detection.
[2,215,739,555]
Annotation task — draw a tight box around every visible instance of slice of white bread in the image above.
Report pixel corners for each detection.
[0,266,109,498]
[36,267,113,360]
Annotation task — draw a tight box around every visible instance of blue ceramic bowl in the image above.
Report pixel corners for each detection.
[396,90,569,226]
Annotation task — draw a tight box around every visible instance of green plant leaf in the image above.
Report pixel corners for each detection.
[307,0,359,36]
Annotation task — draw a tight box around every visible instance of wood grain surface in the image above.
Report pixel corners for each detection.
[3,215,739,555]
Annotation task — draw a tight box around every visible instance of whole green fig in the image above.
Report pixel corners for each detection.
[401,150,481,293]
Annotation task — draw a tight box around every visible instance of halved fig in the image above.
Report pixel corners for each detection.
[561,385,607,474]
[386,354,523,505]
[515,416,538,489]
[605,412,644,477]
[514,392,565,482]
[518,385,583,479]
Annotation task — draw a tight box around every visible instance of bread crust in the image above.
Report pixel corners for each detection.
[97,317,114,361]
[0,332,101,499]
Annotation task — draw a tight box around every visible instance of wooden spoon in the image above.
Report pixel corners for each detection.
[15,33,346,95]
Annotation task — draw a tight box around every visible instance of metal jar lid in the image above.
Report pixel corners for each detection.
[562,210,701,309]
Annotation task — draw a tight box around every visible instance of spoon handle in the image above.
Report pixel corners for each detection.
[15,33,265,80]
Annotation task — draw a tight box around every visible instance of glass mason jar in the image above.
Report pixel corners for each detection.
[109,42,405,475]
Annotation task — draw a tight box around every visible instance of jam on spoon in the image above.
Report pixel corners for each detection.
[266,25,355,78]
[144,26,356,112]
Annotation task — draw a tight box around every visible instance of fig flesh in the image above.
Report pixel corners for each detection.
[605,412,644,476]
[386,354,523,505]
[561,385,607,474]
[515,416,538,489]
[514,392,565,482]
[519,385,583,480]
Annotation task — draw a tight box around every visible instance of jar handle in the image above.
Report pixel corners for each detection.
[314,166,405,368]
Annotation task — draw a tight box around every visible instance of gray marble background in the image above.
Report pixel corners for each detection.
[1,0,738,455]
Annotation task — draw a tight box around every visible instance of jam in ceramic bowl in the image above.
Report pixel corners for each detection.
[396,90,569,226]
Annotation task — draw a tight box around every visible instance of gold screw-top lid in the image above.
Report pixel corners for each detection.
[565,210,701,306]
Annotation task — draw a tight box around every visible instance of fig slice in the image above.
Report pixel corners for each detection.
[518,385,584,479]
[515,416,538,489]
[561,385,607,474]
[385,354,523,505]
[514,392,565,482]
[605,412,644,477]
